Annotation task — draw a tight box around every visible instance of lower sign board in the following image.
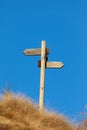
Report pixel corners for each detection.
[38,60,64,69]
[23,48,49,56]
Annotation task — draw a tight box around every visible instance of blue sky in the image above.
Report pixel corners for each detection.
[0,0,87,117]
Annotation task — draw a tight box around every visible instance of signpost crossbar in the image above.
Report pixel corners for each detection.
[38,60,64,69]
[23,48,49,56]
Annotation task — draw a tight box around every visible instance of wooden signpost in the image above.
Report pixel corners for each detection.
[23,40,64,112]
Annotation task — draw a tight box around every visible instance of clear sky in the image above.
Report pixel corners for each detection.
[0,0,87,118]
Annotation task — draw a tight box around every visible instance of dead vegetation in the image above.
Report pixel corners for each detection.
[0,92,75,130]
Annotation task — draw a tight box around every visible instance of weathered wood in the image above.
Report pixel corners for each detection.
[39,41,46,112]
[23,48,49,56]
[38,61,64,68]
[23,40,64,113]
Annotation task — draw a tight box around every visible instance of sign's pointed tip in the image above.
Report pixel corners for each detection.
[60,62,64,68]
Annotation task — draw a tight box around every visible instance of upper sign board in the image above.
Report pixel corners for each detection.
[23,48,49,56]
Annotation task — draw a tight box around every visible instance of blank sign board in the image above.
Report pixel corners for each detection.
[38,60,64,69]
[23,48,49,56]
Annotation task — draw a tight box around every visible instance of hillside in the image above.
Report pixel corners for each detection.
[0,92,75,130]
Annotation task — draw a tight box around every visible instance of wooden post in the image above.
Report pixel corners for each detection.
[39,40,46,112]
[23,40,64,112]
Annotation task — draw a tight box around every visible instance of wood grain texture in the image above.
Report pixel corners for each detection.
[23,48,49,56]
[38,61,64,68]
[39,41,46,112]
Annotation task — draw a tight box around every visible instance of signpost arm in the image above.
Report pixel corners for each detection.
[39,40,46,112]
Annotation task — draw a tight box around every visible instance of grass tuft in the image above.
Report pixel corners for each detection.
[0,92,75,130]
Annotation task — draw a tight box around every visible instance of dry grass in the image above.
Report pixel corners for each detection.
[0,92,75,130]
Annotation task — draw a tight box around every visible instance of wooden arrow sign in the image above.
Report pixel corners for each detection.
[23,48,49,56]
[38,60,64,69]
